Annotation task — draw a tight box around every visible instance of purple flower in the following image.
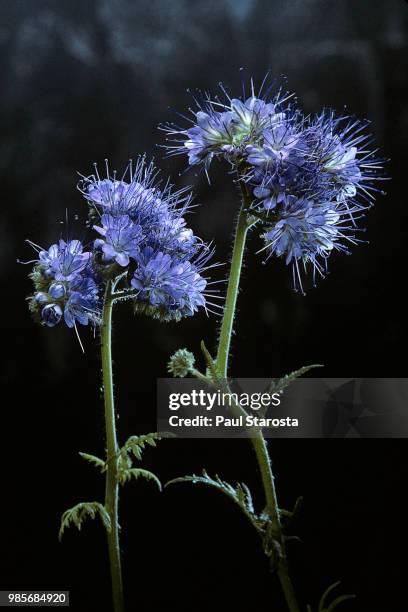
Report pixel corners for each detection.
[262,197,355,292]
[131,247,208,319]
[63,292,93,328]
[39,240,91,282]
[184,110,235,165]
[163,83,292,167]
[94,214,143,266]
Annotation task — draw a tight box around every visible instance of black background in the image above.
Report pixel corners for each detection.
[1,1,407,610]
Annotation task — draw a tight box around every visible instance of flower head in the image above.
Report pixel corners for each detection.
[26,238,101,330]
[130,246,210,321]
[94,214,143,266]
[164,76,386,291]
[39,239,91,282]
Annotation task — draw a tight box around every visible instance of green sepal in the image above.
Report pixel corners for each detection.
[59,502,111,541]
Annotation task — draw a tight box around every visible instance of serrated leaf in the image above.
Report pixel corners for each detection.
[269,364,324,397]
[166,470,262,534]
[59,502,111,541]
[79,452,106,472]
[122,432,173,462]
[118,468,162,490]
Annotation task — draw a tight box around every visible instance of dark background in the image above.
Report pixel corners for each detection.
[1,0,407,610]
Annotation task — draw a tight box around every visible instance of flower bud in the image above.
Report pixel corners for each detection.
[41,303,63,327]
[167,348,195,378]
[49,282,66,299]
[35,292,49,304]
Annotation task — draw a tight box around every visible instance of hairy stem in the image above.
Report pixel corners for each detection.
[252,434,300,612]
[101,287,124,612]
[216,204,250,377]
[215,189,300,612]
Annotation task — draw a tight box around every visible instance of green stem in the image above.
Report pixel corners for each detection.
[252,434,300,612]
[101,288,124,612]
[214,190,300,612]
[216,204,250,377]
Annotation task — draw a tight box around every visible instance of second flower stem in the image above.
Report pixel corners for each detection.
[216,204,249,378]
[101,288,124,612]
[215,194,300,612]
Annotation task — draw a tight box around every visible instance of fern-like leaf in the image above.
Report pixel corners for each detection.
[269,364,324,397]
[122,432,172,461]
[166,470,262,534]
[307,581,356,612]
[59,502,111,541]
[79,452,106,472]
[118,468,162,490]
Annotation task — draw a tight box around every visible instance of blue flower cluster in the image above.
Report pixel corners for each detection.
[26,158,214,331]
[164,80,385,291]
[81,159,213,320]
[28,239,100,329]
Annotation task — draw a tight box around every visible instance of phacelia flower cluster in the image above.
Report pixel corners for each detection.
[28,239,101,329]
[164,79,386,292]
[25,158,215,335]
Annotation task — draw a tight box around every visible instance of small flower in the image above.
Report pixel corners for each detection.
[94,214,143,266]
[63,291,93,328]
[130,247,209,320]
[183,110,235,165]
[261,197,355,292]
[41,303,63,327]
[39,239,91,282]
[167,348,196,378]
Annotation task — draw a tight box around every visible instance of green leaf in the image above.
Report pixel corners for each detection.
[59,502,111,541]
[200,341,221,382]
[311,582,356,612]
[319,582,342,612]
[166,470,262,534]
[79,452,106,472]
[269,364,324,396]
[122,432,173,461]
[118,468,162,490]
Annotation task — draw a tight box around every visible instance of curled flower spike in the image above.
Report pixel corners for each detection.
[26,238,102,332]
[163,76,387,291]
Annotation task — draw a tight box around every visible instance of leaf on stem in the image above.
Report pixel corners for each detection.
[200,340,221,382]
[118,467,162,490]
[122,432,173,461]
[59,502,111,541]
[307,581,356,612]
[79,452,106,472]
[269,364,324,396]
[165,469,263,535]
